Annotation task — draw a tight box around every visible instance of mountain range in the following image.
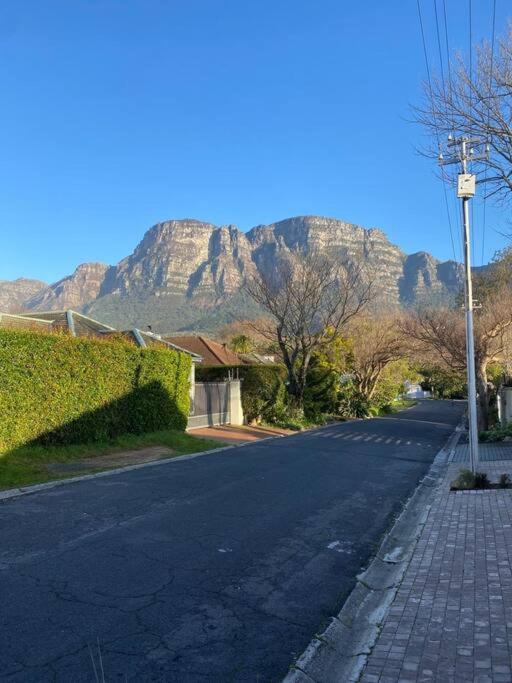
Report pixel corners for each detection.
[2,216,464,333]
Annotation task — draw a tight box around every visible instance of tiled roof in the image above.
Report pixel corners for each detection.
[164,335,246,366]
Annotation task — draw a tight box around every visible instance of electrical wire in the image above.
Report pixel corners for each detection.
[481,0,497,266]
[441,0,463,260]
[416,0,458,261]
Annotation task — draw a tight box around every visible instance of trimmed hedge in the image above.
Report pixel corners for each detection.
[0,329,191,452]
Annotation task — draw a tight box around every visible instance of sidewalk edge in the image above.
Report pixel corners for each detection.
[283,420,464,683]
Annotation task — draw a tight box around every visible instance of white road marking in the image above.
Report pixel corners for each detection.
[327,540,353,554]
[364,436,374,441]
[406,441,411,445]
[385,438,393,444]
[218,548,233,553]
[374,437,383,443]
[396,439,402,445]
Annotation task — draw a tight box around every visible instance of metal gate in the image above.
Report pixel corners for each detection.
[188,382,230,429]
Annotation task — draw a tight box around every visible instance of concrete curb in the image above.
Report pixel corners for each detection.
[283,419,465,683]
[0,433,291,505]
[0,421,348,505]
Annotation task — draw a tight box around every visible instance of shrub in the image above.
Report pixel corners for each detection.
[499,473,511,488]
[241,366,287,424]
[0,328,191,451]
[474,472,490,489]
[480,423,512,442]
[451,469,491,489]
[451,468,475,489]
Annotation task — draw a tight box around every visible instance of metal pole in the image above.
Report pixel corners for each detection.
[460,139,480,473]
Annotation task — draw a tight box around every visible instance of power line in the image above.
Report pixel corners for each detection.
[433,0,446,97]
[481,0,497,266]
[416,0,458,262]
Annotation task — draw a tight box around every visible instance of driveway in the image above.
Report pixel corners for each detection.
[0,400,464,681]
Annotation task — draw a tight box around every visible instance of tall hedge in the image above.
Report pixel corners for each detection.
[0,329,191,452]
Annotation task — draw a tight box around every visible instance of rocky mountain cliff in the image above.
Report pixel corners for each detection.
[0,278,47,313]
[2,216,464,332]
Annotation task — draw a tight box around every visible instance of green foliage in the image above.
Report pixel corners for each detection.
[451,468,491,490]
[371,359,413,411]
[0,429,220,491]
[451,468,476,489]
[0,329,191,452]
[480,421,512,442]
[418,364,466,399]
[474,472,490,489]
[240,366,287,424]
[304,354,339,419]
[229,334,253,354]
[499,473,511,488]
[337,382,371,418]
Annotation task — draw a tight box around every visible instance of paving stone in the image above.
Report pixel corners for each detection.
[359,453,512,682]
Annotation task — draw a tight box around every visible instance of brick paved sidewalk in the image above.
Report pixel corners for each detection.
[360,446,512,683]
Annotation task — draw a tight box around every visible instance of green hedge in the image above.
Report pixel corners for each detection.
[0,329,191,452]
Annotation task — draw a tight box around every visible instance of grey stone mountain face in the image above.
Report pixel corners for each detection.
[4,216,464,332]
[0,278,47,313]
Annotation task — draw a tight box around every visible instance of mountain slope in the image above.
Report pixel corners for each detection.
[5,215,464,333]
[0,278,47,313]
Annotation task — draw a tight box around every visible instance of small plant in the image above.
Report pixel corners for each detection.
[451,468,475,490]
[499,473,511,488]
[474,472,490,489]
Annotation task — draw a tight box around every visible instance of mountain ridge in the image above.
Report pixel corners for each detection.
[1,215,464,333]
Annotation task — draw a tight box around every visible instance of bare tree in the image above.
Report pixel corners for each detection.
[401,291,512,430]
[245,249,372,406]
[347,314,408,402]
[414,26,512,202]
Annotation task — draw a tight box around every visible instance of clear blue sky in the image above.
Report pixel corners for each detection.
[1,1,509,284]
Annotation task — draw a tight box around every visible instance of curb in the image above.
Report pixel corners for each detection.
[283,419,464,683]
[0,433,291,505]
[0,422,345,505]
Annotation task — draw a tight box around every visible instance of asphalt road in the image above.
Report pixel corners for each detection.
[0,400,464,682]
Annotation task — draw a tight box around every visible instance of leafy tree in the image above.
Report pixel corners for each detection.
[229,334,253,354]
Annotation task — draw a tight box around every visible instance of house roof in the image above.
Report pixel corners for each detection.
[239,352,277,366]
[103,329,202,361]
[15,310,116,337]
[1,310,201,360]
[164,335,245,366]
[0,312,54,331]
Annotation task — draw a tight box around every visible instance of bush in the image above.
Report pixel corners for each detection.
[474,472,490,489]
[499,473,511,488]
[451,469,490,489]
[240,366,287,424]
[451,468,476,489]
[0,329,191,451]
[480,422,512,442]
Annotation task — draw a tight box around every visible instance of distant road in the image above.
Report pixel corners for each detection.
[0,399,464,681]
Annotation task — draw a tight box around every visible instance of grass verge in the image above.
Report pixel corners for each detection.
[0,430,222,491]
[382,399,417,414]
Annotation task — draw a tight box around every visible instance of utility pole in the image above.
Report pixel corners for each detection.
[439,136,488,473]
